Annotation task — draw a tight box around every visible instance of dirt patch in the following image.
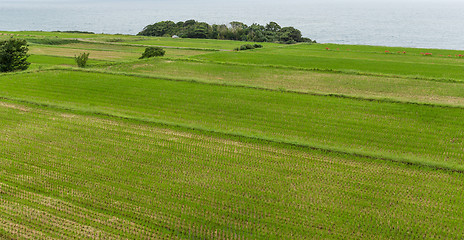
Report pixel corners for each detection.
[0,102,29,112]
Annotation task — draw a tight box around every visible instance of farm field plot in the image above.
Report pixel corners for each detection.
[122,37,280,51]
[1,31,464,239]
[27,43,210,65]
[28,45,140,61]
[1,70,464,169]
[26,55,106,69]
[0,31,117,39]
[194,44,464,81]
[104,58,464,106]
[1,101,463,239]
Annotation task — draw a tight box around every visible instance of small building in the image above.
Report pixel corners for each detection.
[172,35,179,39]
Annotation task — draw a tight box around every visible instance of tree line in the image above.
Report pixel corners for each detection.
[138,20,315,44]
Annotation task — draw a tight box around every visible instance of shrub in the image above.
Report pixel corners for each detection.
[234,44,263,51]
[105,38,124,43]
[74,52,90,68]
[53,30,95,34]
[0,38,30,72]
[140,47,165,59]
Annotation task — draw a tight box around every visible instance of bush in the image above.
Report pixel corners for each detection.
[105,38,124,43]
[53,30,95,34]
[74,52,90,68]
[140,47,165,59]
[234,44,263,51]
[0,38,30,72]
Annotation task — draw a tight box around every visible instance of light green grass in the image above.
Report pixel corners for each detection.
[28,45,140,61]
[123,37,281,50]
[27,42,211,62]
[193,44,464,81]
[1,70,464,169]
[306,43,464,56]
[3,31,464,239]
[58,42,212,57]
[0,30,111,39]
[102,58,464,107]
[27,55,105,68]
[1,101,463,239]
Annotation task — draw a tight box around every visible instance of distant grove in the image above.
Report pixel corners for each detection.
[138,19,315,44]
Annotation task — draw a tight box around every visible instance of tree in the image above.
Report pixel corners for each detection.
[138,20,314,44]
[279,27,303,43]
[189,22,209,39]
[139,47,165,59]
[138,21,177,36]
[247,23,266,42]
[0,38,30,72]
[265,22,281,32]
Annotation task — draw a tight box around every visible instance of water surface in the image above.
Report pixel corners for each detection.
[1,0,463,49]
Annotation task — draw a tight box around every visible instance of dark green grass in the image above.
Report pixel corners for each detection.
[1,70,464,169]
[1,101,463,239]
[27,38,80,45]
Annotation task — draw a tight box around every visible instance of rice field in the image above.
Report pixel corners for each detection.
[102,58,464,106]
[1,31,464,239]
[193,44,464,81]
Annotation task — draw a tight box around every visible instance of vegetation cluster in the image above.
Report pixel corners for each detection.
[138,20,315,44]
[0,38,30,72]
[74,52,89,68]
[27,38,80,45]
[139,46,166,59]
[52,30,95,34]
[234,44,263,51]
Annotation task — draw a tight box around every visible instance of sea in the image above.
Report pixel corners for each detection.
[1,0,463,50]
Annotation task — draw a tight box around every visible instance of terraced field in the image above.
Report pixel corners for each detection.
[1,31,464,239]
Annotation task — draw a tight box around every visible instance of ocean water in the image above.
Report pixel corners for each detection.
[1,0,463,50]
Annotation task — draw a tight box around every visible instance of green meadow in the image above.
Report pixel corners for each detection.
[1,32,464,239]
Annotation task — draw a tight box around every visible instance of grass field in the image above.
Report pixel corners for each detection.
[103,58,464,106]
[1,31,464,239]
[194,44,464,81]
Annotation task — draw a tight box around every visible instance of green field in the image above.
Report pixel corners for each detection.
[1,31,464,239]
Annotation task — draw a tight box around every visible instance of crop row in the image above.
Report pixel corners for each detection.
[194,47,464,81]
[1,102,464,239]
[1,71,464,168]
[101,58,464,107]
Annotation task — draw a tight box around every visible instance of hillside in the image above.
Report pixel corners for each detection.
[1,31,464,239]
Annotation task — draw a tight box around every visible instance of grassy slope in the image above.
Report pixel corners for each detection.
[194,44,464,81]
[103,58,464,106]
[1,71,464,169]
[2,32,464,239]
[29,42,212,58]
[122,37,280,50]
[1,101,463,239]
